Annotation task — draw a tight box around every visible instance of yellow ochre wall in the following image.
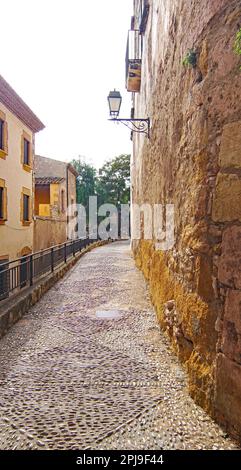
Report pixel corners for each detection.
[0,102,34,261]
[33,180,69,251]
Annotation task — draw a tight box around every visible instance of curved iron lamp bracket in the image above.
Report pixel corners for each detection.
[109,118,150,138]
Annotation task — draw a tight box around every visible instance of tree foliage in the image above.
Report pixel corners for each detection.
[71,154,131,209]
[97,154,131,207]
[71,157,96,207]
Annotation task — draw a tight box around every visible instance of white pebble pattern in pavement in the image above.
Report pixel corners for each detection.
[0,241,238,450]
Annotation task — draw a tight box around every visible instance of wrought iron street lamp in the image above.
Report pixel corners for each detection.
[107,90,122,118]
[107,89,150,138]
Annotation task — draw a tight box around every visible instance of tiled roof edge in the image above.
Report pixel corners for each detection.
[0,75,45,133]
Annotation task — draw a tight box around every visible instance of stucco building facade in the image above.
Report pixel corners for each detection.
[34,155,78,251]
[129,0,241,440]
[0,75,44,265]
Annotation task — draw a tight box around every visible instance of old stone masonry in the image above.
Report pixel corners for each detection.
[0,242,238,449]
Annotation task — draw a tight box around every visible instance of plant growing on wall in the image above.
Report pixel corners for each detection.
[182,49,197,68]
[234,28,241,69]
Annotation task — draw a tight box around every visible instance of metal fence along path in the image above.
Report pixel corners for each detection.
[0,238,95,301]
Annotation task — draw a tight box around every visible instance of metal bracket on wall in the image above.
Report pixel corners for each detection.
[109,118,150,138]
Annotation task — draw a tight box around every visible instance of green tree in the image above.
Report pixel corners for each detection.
[96,154,131,207]
[71,156,96,208]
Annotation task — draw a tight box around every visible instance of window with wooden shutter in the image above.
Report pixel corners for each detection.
[21,131,32,171]
[0,119,4,150]
[21,187,32,225]
[0,179,7,223]
[23,194,29,221]
[3,120,8,154]
[0,110,8,159]
[0,187,3,219]
[23,139,30,165]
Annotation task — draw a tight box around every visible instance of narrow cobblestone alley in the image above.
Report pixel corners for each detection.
[0,242,238,450]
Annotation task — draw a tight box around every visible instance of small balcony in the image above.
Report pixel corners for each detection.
[125,30,142,93]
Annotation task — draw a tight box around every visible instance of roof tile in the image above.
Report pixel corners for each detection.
[0,75,45,133]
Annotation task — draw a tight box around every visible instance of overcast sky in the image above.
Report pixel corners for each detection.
[1,0,133,168]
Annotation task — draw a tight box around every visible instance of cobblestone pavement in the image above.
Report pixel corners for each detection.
[0,241,238,450]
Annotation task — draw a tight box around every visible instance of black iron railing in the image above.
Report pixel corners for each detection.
[0,238,95,302]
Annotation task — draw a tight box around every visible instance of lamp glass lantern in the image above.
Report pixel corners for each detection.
[107,90,122,117]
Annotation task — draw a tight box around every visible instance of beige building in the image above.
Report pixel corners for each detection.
[0,75,44,267]
[34,155,78,251]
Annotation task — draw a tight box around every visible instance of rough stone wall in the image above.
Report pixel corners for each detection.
[131,0,241,440]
